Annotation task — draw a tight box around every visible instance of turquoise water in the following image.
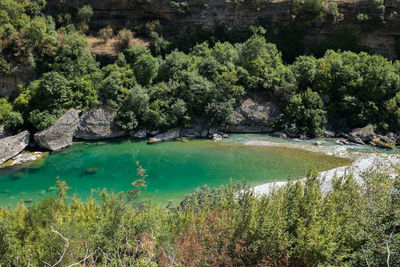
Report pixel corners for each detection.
[0,136,352,206]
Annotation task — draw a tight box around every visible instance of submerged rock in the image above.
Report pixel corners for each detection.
[75,108,127,140]
[34,109,80,151]
[7,152,44,166]
[84,168,99,174]
[47,186,57,192]
[148,128,180,143]
[0,130,30,165]
[11,172,24,180]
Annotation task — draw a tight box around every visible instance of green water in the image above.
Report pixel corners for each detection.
[0,137,352,206]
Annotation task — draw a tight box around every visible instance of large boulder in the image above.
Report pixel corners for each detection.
[235,98,279,127]
[0,130,30,164]
[349,124,376,143]
[34,109,80,151]
[75,108,126,140]
[148,128,180,143]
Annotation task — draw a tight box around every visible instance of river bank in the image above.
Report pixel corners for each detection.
[248,139,400,196]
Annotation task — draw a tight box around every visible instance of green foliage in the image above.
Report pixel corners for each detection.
[0,98,13,123]
[282,88,327,137]
[76,5,93,32]
[0,166,399,266]
[115,85,149,131]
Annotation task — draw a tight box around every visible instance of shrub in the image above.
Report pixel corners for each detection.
[98,26,113,43]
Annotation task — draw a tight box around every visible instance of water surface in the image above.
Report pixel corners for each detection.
[0,137,352,206]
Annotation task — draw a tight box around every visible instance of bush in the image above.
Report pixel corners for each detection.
[98,26,113,43]
[116,28,134,49]
[282,88,327,137]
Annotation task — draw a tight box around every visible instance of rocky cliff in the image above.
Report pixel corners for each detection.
[47,0,400,59]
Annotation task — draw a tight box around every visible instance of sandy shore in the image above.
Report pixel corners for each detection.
[250,141,400,195]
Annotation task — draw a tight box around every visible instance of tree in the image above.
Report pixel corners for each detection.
[115,85,149,131]
[282,88,327,137]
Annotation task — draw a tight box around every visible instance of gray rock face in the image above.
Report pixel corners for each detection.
[0,130,30,164]
[200,129,208,137]
[324,130,336,138]
[349,124,376,142]
[347,134,365,145]
[130,129,148,138]
[235,98,279,126]
[75,108,126,140]
[148,128,180,143]
[34,109,80,151]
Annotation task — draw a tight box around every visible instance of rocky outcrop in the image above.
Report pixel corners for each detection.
[34,109,80,151]
[0,67,35,98]
[235,98,279,128]
[349,124,376,143]
[181,128,201,137]
[75,108,126,140]
[0,130,30,164]
[130,129,148,138]
[148,128,181,143]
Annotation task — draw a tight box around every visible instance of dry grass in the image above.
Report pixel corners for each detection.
[87,36,149,56]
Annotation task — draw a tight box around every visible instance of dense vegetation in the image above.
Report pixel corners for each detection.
[2,0,400,137]
[0,164,399,266]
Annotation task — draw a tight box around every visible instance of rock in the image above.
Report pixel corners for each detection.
[130,129,148,138]
[0,130,30,165]
[149,130,160,136]
[84,168,99,174]
[314,141,322,147]
[337,138,350,145]
[148,128,180,143]
[75,108,126,140]
[208,128,219,135]
[235,98,279,126]
[212,133,222,141]
[34,109,80,151]
[298,134,308,140]
[286,131,298,138]
[200,129,208,137]
[386,132,396,139]
[350,124,376,143]
[0,125,6,138]
[336,132,348,138]
[222,133,229,138]
[371,138,394,149]
[347,134,365,145]
[324,130,336,138]
[181,128,200,137]
[7,152,43,167]
[271,131,287,139]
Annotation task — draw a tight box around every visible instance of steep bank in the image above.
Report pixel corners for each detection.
[47,0,400,59]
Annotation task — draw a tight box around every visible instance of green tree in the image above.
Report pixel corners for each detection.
[282,88,327,137]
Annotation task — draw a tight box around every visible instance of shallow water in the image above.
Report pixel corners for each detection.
[0,136,352,207]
